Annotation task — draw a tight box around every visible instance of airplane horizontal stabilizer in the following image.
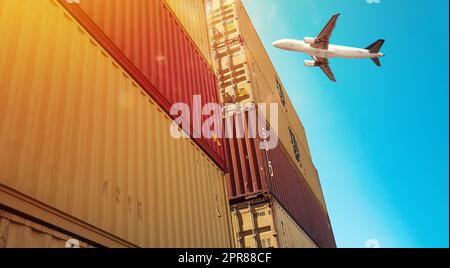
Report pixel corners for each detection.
[371,57,381,67]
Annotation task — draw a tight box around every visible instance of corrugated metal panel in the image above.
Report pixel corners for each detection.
[0,209,94,248]
[225,113,268,199]
[164,0,212,66]
[266,141,336,248]
[0,0,232,248]
[59,0,226,171]
[230,200,317,248]
[207,0,327,208]
[271,200,318,248]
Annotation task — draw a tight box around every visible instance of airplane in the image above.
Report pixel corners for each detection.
[272,14,385,82]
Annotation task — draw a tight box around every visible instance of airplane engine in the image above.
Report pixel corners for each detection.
[304,37,317,44]
[304,60,318,67]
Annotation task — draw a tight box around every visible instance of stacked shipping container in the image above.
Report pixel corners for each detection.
[224,114,335,248]
[0,0,335,248]
[234,1,327,209]
[0,0,233,247]
[59,0,226,171]
[206,0,336,248]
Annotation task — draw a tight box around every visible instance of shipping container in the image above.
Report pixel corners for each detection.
[0,209,94,248]
[164,0,212,66]
[0,0,233,248]
[224,111,268,199]
[206,0,327,209]
[224,111,335,248]
[230,201,278,248]
[59,0,226,171]
[230,200,317,248]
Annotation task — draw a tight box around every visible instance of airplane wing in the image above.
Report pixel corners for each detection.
[313,56,337,82]
[311,14,340,50]
[319,64,337,82]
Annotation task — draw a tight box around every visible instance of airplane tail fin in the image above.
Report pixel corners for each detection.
[366,39,385,53]
[367,39,384,67]
[371,58,381,67]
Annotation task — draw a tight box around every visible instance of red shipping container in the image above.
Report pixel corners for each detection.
[225,111,336,248]
[59,0,226,171]
[225,112,268,199]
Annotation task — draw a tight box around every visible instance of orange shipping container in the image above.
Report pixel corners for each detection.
[0,0,232,248]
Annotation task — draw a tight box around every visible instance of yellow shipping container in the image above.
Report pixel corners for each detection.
[164,0,212,66]
[230,200,318,248]
[207,0,327,210]
[0,0,232,248]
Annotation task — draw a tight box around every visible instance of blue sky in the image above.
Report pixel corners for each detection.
[242,0,449,248]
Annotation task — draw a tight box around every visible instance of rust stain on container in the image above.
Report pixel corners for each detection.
[60,0,226,171]
[0,0,232,248]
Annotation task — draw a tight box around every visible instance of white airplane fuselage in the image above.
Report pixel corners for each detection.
[273,39,385,59]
